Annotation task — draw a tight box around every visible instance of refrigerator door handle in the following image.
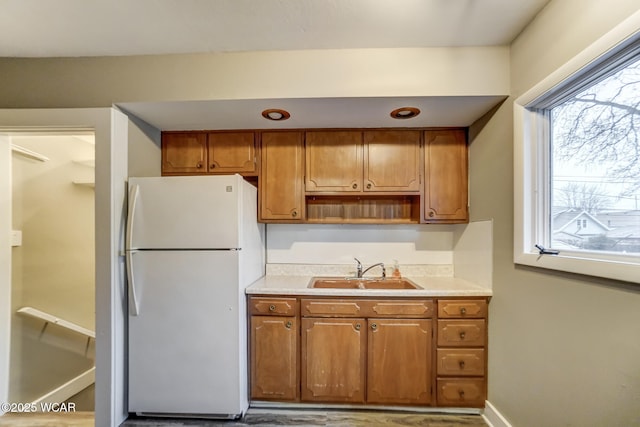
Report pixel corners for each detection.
[126,184,139,251]
[126,183,141,316]
[126,249,140,316]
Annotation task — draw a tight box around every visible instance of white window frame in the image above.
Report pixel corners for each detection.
[514,13,640,285]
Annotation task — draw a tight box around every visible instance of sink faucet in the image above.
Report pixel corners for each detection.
[354,258,386,278]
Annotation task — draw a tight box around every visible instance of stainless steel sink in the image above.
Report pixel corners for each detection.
[308,277,422,290]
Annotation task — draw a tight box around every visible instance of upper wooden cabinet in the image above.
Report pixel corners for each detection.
[207,132,257,175]
[162,132,207,174]
[305,131,363,192]
[363,130,421,192]
[423,129,468,223]
[259,131,305,222]
[305,130,421,193]
[161,131,257,176]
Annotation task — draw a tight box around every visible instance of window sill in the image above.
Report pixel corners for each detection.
[514,251,640,285]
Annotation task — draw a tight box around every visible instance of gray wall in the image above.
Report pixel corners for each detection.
[472,1,640,426]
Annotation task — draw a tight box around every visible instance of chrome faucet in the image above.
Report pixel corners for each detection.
[354,258,386,278]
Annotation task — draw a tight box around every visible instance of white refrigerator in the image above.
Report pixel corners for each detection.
[125,175,264,419]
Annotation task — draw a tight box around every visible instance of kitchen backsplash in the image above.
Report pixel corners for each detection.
[265,263,454,277]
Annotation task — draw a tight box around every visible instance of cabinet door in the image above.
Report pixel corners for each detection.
[250,316,298,401]
[305,131,363,192]
[259,131,305,221]
[301,317,366,403]
[207,132,257,174]
[363,130,421,192]
[424,130,468,222]
[161,132,207,174]
[367,319,432,405]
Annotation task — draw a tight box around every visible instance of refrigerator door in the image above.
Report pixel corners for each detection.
[128,250,246,416]
[127,175,243,250]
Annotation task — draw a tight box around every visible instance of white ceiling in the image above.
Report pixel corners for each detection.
[1,0,548,129]
[1,0,549,57]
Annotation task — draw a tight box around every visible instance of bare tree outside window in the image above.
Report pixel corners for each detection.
[550,57,640,254]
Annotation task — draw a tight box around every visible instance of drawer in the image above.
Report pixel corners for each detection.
[367,299,433,318]
[437,320,486,347]
[436,349,485,376]
[249,297,298,316]
[301,299,365,317]
[436,378,486,407]
[301,299,433,318]
[438,299,487,319]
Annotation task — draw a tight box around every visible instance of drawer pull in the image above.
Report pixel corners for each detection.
[285,321,292,329]
[269,304,276,312]
[459,331,466,340]
[459,390,465,399]
[459,360,465,369]
[460,307,467,315]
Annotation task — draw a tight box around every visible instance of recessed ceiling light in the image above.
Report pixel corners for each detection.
[390,107,420,119]
[261,108,291,121]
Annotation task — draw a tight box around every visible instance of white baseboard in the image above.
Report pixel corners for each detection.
[482,400,512,427]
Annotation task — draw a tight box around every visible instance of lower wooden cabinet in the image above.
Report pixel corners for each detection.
[367,318,432,405]
[249,297,299,401]
[436,378,486,407]
[301,318,366,403]
[248,295,488,409]
[435,299,488,408]
[250,316,298,400]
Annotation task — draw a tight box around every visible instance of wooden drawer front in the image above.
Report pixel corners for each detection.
[436,349,485,376]
[438,299,487,318]
[437,379,485,407]
[368,300,433,318]
[301,299,364,317]
[437,320,486,347]
[250,297,298,316]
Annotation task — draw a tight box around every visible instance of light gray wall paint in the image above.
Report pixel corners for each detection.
[471,1,640,426]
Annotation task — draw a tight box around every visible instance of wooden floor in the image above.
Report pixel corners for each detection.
[0,409,488,427]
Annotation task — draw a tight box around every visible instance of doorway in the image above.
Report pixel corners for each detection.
[9,133,96,410]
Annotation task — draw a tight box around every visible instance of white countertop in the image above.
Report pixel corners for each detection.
[246,275,492,297]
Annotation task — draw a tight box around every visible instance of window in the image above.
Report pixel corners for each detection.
[514,25,640,284]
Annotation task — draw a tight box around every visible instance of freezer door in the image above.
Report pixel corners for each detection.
[128,175,244,250]
[128,250,247,416]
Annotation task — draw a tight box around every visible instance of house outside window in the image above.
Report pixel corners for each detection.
[514,23,640,284]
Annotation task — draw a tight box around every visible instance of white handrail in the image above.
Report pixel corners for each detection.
[17,306,95,339]
[11,144,49,162]
[30,367,95,406]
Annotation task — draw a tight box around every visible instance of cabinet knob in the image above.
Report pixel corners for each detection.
[366,183,372,189]
[429,211,435,217]
[269,304,276,312]
[459,331,466,340]
[285,321,292,329]
[460,307,467,315]
[292,210,298,218]
[459,360,465,369]
[354,323,361,331]
[352,183,358,189]
[210,164,216,169]
[196,162,203,169]
[459,390,465,399]
[371,323,377,330]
